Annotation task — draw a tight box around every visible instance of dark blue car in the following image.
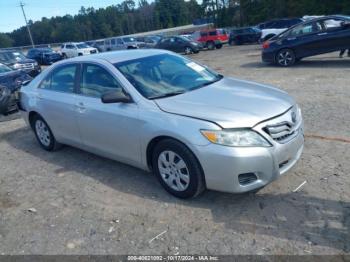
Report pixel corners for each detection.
[27,47,62,65]
[229,27,262,45]
[262,15,350,66]
[0,63,32,115]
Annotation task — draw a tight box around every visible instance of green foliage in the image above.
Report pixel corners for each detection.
[0,33,14,48]
[0,0,349,48]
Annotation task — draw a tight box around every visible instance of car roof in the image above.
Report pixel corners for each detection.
[65,49,171,64]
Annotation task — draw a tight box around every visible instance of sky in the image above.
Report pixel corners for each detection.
[0,0,127,33]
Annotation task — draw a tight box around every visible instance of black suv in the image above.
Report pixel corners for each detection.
[27,47,62,65]
[0,50,41,77]
[0,63,32,115]
[229,27,262,45]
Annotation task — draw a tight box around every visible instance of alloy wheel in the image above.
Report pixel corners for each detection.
[35,119,51,147]
[184,47,192,55]
[277,50,294,66]
[157,150,190,192]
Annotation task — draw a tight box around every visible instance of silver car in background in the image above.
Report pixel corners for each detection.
[19,50,304,198]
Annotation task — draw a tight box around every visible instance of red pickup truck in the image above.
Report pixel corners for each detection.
[197,29,229,50]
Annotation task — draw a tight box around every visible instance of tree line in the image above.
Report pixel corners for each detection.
[0,0,349,48]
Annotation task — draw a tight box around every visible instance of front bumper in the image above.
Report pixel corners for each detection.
[192,121,304,193]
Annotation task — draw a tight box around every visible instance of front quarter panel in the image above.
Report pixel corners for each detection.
[138,103,221,169]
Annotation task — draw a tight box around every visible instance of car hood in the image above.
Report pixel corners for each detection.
[154,77,295,128]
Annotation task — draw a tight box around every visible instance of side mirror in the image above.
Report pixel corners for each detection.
[101,90,132,104]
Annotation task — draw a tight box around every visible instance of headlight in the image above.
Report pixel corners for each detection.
[13,63,22,69]
[201,129,271,147]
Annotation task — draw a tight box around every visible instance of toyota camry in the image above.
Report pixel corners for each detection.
[19,50,304,198]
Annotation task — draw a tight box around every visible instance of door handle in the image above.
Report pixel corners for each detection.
[75,102,86,113]
[317,32,328,36]
[76,102,85,109]
[36,94,43,100]
[287,37,296,41]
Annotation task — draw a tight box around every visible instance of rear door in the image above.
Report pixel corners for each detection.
[321,18,350,52]
[34,64,81,145]
[75,63,141,164]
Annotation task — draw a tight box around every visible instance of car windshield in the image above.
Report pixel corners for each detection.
[123,37,136,43]
[0,51,26,62]
[39,48,53,53]
[0,63,12,73]
[77,43,89,49]
[115,54,222,99]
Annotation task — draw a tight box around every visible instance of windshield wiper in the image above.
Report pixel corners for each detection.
[149,91,186,100]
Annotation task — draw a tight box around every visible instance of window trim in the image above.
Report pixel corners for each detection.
[77,62,130,100]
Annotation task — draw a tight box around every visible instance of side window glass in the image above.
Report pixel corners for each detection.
[111,39,116,45]
[39,74,51,89]
[289,22,322,36]
[324,19,343,31]
[50,65,77,93]
[200,32,208,37]
[81,64,123,98]
[209,31,217,36]
[117,38,123,44]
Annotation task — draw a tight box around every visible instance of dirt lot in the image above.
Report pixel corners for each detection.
[0,45,349,255]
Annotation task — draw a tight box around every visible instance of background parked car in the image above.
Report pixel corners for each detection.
[262,15,350,66]
[0,63,31,115]
[229,27,262,45]
[0,50,41,77]
[155,36,202,54]
[103,37,146,51]
[60,42,98,58]
[136,35,162,48]
[258,18,304,41]
[196,29,229,50]
[27,47,62,65]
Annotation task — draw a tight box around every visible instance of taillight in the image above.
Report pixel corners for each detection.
[262,41,270,49]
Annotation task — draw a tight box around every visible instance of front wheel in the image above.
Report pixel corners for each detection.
[215,44,223,49]
[184,46,193,55]
[276,49,296,67]
[31,115,62,151]
[152,139,205,199]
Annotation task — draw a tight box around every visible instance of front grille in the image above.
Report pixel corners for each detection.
[238,173,258,186]
[264,122,297,143]
[20,63,35,70]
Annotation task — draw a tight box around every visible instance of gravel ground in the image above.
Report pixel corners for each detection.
[0,45,349,255]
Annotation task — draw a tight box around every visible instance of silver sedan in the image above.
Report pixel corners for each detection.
[19,49,304,198]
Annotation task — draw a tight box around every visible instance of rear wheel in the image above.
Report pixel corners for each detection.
[152,139,205,199]
[215,44,223,49]
[62,53,67,59]
[276,49,296,67]
[31,115,62,151]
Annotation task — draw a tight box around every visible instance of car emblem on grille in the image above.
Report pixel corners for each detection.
[291,111,297,123]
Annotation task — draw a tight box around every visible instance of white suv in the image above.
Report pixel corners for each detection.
[60,42,98,58]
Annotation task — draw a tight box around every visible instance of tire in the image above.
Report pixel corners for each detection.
[184,46,193,55]
[215,44,223,49]
[62,53,67,59]
[207,41,215,50]
[31,115,62,151]
[78,53,83,56]
[152,139,205,199]
[275,49,296,67]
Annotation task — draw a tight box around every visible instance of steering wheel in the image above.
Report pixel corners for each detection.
[170,73,195,85]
